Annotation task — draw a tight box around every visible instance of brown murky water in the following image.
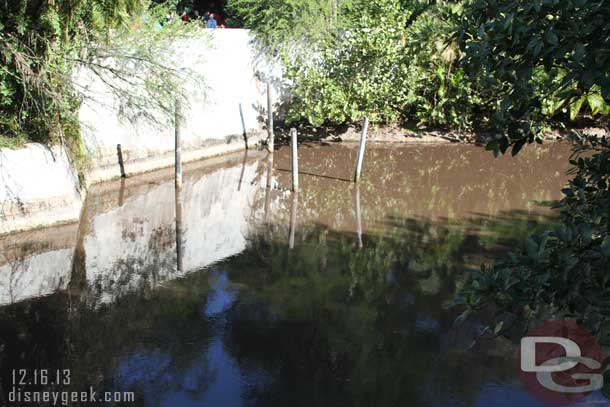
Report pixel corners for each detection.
[2,142,595,407]
[266,142,569,230]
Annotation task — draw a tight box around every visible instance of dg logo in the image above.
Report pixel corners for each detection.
[517,320,605,405]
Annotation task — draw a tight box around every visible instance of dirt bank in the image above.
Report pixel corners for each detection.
[277,123,608,145]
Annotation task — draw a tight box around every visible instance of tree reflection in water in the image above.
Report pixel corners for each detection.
[0,143,573,406]
[0,209,555,406]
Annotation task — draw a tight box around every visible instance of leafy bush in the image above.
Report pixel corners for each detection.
[283,0,485,130]
[227,0,488,130]
[227,0,338,48]
[398,5,486,130]
[458,0,610,154]
[285,0,411,125]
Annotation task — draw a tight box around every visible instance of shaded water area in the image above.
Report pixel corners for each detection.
[1,142,600,406]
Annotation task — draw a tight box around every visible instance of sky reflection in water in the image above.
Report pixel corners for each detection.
[2,142,602,407]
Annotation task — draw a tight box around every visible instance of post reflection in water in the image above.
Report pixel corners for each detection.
[175,183,184,275]
[0,142,581,407]
[354,184,363,248]
[118,177,126,207]
[237,149,248,192]
[288,191,298,250]
[263,152,274,224]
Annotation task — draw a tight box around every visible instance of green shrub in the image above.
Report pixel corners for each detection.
[458,0,610,154]
[283,0,485,130]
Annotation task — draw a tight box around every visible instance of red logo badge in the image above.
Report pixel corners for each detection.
[517,320,604,405]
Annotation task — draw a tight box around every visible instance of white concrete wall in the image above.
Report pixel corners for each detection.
[0,29,276,235]
[0,144,84,234]
[78,29,275,183]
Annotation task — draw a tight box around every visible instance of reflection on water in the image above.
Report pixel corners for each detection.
[0,142,590,406]
[0,225,77,305]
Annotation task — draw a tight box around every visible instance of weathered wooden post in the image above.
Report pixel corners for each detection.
[175,99,183,190]
[288,127,299,248]
[355,185,363,248]
[116,144,126,178]
[267,81,274,152]
[289,191,298,250]
[239,102,248,150]
[354,117,369,183]
[291,128,299,192]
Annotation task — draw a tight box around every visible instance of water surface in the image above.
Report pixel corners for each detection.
[1,142,591,406]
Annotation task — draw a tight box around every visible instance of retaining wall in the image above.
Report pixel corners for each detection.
[0,144,84,235]
[0,29,276,235]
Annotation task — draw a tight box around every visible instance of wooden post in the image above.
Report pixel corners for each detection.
[355,185,363,248]
[289,191,298,250]
[116,144,126,178]
[267,81,274,152]
[354,117,369,183]
[291,128,299,191]
[239,103,248,150]
[175,99,183,190]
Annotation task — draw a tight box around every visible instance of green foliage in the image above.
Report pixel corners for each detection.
[231,0,486,130]
[231,0,609,132]
[458,0,610,154]
[285,0,411,125]
[227,0,339,48]
[80,4,208,130]
[287,0,486,129]
[398,4,485,130]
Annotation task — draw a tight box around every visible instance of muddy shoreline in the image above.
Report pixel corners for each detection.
[276,124,608,145]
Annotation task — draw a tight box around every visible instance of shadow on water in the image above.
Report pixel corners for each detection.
[217,213,544,407]
[0,209,561,407]
[0,142,587,406]
[276,167,353,183]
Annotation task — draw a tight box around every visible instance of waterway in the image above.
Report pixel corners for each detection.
[2,142,598,406]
